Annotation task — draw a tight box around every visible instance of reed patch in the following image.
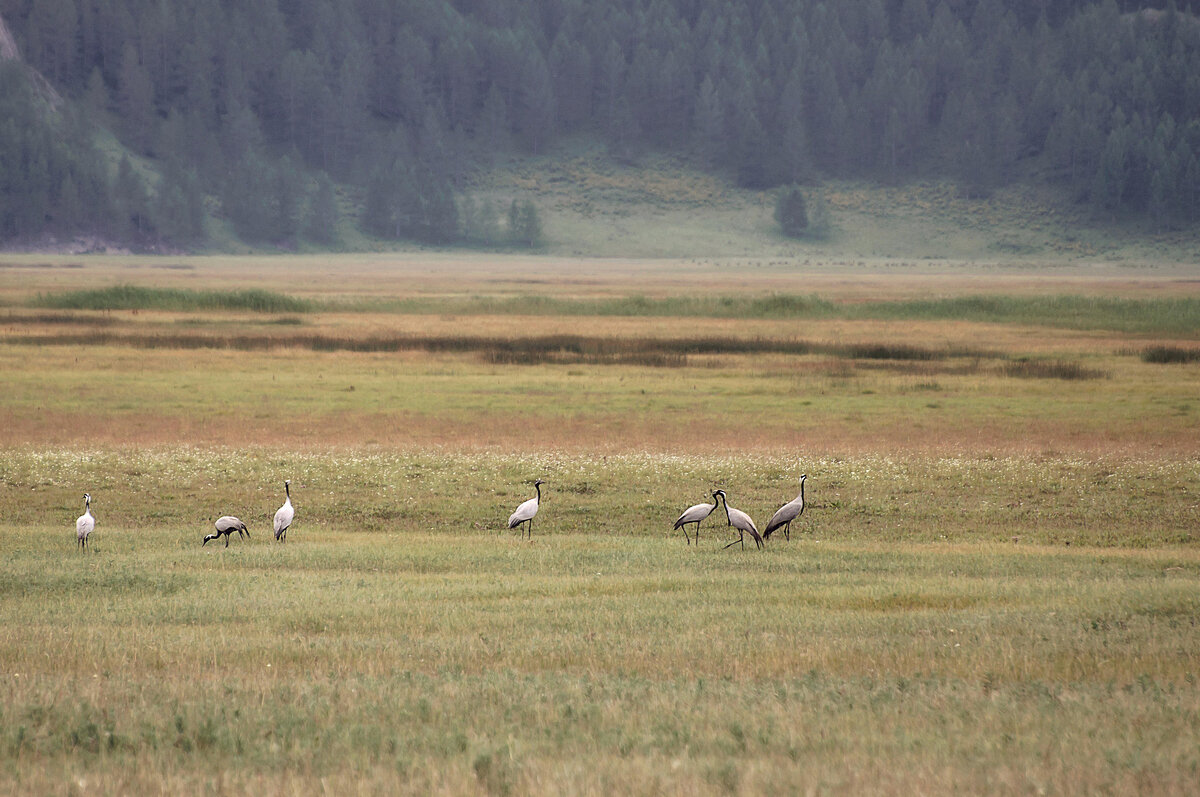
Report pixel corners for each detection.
[33,285,313,314]
[999,359,1108,380]
[1142,345,1200,364]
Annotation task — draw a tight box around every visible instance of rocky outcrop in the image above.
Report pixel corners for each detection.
[0,13,21,61]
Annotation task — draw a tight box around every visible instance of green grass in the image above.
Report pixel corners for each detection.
[1,449,1198,794]
[4,256,1200,793]
[33,285,313,314]
[854,294,1200,336]
[29,286,1200,336]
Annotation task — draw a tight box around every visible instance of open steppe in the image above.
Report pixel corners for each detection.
[1,253,1198,794]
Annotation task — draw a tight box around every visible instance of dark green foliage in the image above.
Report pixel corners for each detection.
[34,285,312,313]
[1142,345,1200,364]
[507,200,543,248]
[774,186,809,238]
[306,173,339,245]
[155,161,206,246]
[0,64,111,241]
[1001,359,1108,380]
[3,0,1200,248]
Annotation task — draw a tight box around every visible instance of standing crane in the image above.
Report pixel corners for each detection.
[204,516,250,547]
[75,493,95,551]
[763,474,807,541]
[507,479,545,539]
[715,490,763,550]
[672,491,720,545]
[274,480,294,542]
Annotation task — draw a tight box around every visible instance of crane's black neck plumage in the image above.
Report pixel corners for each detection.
[534,481,541,501]
[285,481,290,499]
[717,491,731,523]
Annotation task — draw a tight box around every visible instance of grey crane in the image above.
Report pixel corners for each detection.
[763,474,807,541]
[715,490,763,550]
[75,493,95,551]
[273,480,294,542]
[507,479,544,538]
[672,491,720,545]
[204,516,250,547]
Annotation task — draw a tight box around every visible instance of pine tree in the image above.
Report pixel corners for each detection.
[113,156,150,238]
[117,44,155,152]
[306,172,338,245]
[774,186,809,238]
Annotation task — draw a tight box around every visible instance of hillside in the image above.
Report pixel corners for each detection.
[463,145,1200,262]
[1,0,1199,254]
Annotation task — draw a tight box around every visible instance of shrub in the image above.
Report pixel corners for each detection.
[1142,345,1200,364]
[774,185,809,238]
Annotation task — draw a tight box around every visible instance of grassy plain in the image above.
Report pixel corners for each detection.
[1,253,1198,794]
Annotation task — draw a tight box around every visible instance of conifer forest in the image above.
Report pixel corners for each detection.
[1,0,1199,249]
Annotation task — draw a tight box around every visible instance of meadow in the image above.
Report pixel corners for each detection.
[1,254,1198,794]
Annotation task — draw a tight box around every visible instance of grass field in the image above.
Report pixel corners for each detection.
[1,254,1198,794]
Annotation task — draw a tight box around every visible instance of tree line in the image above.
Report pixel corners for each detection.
[1,0,1199,248]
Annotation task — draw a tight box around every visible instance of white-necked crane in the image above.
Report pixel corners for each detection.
[507,479,544,539]
[763,474,807,541]
[205,516,250,547]
[274,480,294,542]
[76,493,95,551]
[715,490,763,550]
[673,491,720,545]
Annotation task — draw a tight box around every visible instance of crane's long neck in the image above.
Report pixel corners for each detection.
[85,496,90,512]
[799,478,805,504]
[285,482,291,500]
[534,482,541,502]
[719,493,731,523]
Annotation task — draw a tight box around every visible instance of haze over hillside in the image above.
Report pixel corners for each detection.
[1,0,1198,255]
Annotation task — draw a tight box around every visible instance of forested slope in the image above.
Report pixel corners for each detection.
[1,0,1198,250]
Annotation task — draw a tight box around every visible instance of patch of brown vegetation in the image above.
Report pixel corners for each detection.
[4,407,1195,457]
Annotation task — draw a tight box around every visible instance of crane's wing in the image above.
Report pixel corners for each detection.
[728,506,759,536]
[216,516,245,532]
[763,499,801,537]
[274,505,294,534]
[674,502,713,529]
[508,497,538,528]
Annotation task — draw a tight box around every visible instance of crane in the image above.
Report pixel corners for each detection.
[274,480,294,542]
[204,516,250,547]
[672,491,720,544]
[75,493,95,551]
[507,479,545,538]
[715,490,763,550]
[763,474,807,541]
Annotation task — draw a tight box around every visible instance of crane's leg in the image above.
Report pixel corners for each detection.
[722,534,741,550]
[784,522,790,541]
[224,533,230,548]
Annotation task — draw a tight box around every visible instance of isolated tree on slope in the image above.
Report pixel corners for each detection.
[774,185,809,238]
